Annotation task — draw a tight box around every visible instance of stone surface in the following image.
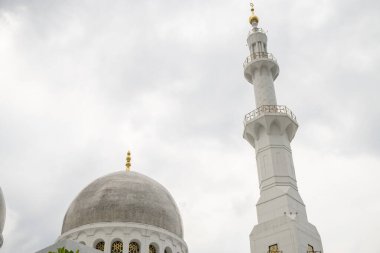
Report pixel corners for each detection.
[62,171,183,238]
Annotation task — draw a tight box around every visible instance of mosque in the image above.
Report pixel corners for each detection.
[0,3,323,253]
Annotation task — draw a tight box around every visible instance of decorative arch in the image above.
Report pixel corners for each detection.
[110,227,124,236]
[244,133,256,148]
[268,119,281,135]
[254,123,265,140]
[93,228,103,235]
[285,123,296,141]
[76,231,86,240]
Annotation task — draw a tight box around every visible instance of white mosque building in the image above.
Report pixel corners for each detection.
[0,3,324,253]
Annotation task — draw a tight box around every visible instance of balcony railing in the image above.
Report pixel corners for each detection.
[243,52,277,68]
[248,27,266,36]
[244,105,297,122]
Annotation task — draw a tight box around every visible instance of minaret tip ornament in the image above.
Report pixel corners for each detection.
[249,1,259,26]
[126,151,131,172]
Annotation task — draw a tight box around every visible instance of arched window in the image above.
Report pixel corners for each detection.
[129,242,140,253]
[164,247,172,253]
[95,241,105,252]
[269,244,279,253]
[149,244,157,253]
[112,241,123,253]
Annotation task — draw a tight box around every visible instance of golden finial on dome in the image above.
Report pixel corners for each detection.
[249,1,259,25]
[126,150,131,172]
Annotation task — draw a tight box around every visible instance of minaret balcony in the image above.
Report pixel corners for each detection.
[244,105,297,123]
[243,105,298,146]
[248,27,266,36]
[243,52,277,69]
[243,52,279,83]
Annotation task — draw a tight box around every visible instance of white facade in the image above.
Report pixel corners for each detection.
[58,222,187,253]
[242,17,323,253]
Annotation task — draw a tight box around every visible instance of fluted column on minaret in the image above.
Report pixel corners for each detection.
[242,3,323,253]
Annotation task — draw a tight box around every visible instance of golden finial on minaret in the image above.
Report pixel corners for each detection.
[126,150,131,172]
[249,1,259,25]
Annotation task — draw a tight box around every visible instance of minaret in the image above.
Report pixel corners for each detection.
[243,3,323,253]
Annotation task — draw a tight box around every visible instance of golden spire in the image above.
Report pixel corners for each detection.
[126,150,131,172]
[249,1,259,25]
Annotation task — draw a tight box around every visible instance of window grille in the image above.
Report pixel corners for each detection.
[112,241,123,253]
[149,245,156,253]
[268,244,282,253]
[129,242,140,253]
[95,241,105,252]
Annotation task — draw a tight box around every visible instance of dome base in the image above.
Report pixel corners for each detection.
[59,222,188,253]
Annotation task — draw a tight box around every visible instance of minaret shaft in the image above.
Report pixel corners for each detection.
[246,30,278,107]
[252,68,277,107]
[245,112,307,224]
[255,134,297,190]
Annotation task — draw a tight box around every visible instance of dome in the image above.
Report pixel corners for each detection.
[249,15,259,25]
[62,171,183,238]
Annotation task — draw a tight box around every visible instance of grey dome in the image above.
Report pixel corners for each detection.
[62,171,183,238]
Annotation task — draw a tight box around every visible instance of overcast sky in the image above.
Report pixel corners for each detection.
[0,0,379,252]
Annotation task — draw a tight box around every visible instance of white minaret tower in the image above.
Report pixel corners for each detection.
[243,3,323,253]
